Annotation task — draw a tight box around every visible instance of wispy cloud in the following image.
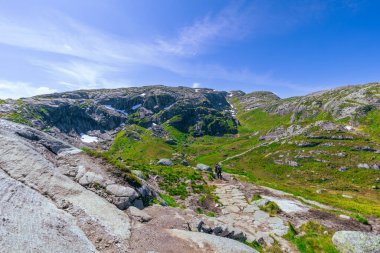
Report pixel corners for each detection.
[157,3,252,56]
[0,80,57,99]
[0,1,329,98]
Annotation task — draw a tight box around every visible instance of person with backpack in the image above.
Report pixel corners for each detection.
[214,163,222,179]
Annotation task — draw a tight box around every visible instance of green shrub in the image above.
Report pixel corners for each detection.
[159,193,177,207]
[259,201,281,216]
[354,214,369,225]
[285,221,339,253]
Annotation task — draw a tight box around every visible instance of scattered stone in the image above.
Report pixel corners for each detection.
[342,194,353,199]
[196,163,212,172]
[287,160,299,167]
[157,158,173,166]
[338,167,349,172]
[297,141,320,147]
[128,206,152,222]
[339,214,351,220]
[358,163,370,169]
[316,189,326,194]
[181,160,190,166]
[165,139,177,145]
[372,185,379,190]
[355,146,375,152]
[78,171,105,186]
[332,231,380,253]
[131,170,146,180]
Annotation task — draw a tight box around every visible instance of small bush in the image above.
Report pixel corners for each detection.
[160,193,177,207]
[251,193,262,202]
[354,214,369,224]
[259,201,281,216]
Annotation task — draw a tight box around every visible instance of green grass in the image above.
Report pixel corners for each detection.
[285,221,339,253]
[353,214,369,225]
[259,201,281,216]
[159,193,178,207]
[6,112,30,125]
[97,102,380,218]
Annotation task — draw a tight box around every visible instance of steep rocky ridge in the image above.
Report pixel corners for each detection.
[0,85,237,139]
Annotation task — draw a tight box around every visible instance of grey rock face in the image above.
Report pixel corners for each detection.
[332,231,380,253]
[0,170,97,253]
[1,85,237,137]
[157,158,174,166]
[0,120,131,252]
[196,163,212,172]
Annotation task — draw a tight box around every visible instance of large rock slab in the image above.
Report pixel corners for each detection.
[0,170,96,253]
[0,121,131,252]
[168,229,258,253]
[332,231,380,253]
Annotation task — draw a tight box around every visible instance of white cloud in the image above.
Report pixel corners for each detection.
[0,80,57,99]
[0,4,317,96]
[157,3,252,56]
[192,82,201,88]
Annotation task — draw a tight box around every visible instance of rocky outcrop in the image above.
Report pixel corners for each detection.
[0,85,237,137]
[332,231,380,253]
[0,170,97,253]
[0,120,131,252]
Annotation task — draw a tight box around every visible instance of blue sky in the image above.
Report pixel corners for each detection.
[0,0,379,99]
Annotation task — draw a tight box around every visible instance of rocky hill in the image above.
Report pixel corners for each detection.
[1,83,380,253]
[0,85,237,138]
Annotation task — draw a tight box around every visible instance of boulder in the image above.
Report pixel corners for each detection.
[106,184,139,210]
[181,160,190,166]
[128,206,152,222]
[157,158,173,166]
[358,163,370,169]
[168,229,258,253]
[78,171,105,186]
[131,170,146,180]
[332,231,380,253]
[196,163,212,172]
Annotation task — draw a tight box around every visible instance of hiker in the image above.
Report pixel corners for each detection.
[215,163,222,179]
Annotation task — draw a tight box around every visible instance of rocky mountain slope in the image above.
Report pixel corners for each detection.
[1,83,380,252]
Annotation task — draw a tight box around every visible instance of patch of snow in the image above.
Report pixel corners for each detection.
[80,134,98,143]
[228,93,234,97]
[132,104,142,110]
[103,105,129,116]
[345,125,353,131]
[152,123,157,126]
[339,214,351,220]
[164,104,174,110]
[140,93,146,97]
[195,89,200,93]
